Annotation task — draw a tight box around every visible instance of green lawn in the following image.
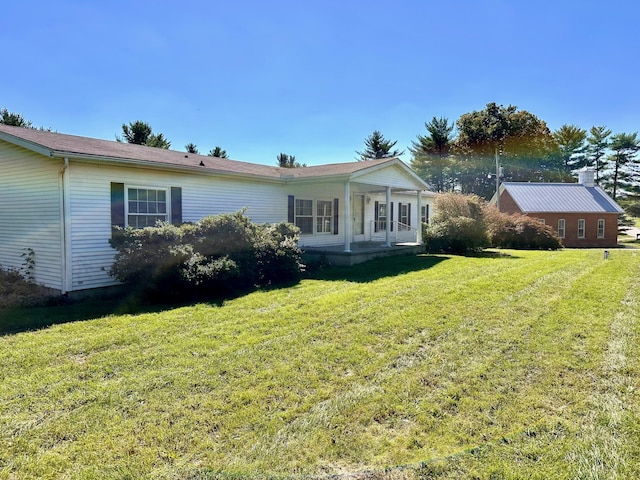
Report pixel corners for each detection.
[1,250,639,479]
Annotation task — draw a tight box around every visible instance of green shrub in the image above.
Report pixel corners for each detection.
[484,206,562,250]
[109,212,303,299]
[424,193,489,254]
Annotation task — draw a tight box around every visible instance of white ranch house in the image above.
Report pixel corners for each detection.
[0,124,434,294]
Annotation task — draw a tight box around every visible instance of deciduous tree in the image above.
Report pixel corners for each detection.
[454,103,562,198]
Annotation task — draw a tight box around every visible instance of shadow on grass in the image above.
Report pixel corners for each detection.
[0,251,519,336]
[0,288,211,336]
[307,253,451,283]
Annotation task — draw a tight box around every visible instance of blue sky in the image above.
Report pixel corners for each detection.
[2,0,639,165]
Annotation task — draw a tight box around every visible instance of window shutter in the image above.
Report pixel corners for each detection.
[374,201,379,232]
[333,198,339,235]
[171,187,182,225]
[288,195,295,223]
[390,202,394,232]
[398,202,402,226]
[408,203,411,226]
[110,182,125,232]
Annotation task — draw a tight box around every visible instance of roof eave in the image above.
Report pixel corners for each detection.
[0,131,54,157]
[50,151,285,184]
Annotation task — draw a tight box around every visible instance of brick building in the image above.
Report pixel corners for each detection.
[491,169,624,248]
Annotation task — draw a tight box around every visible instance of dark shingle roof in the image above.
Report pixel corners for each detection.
[502,182,624,213]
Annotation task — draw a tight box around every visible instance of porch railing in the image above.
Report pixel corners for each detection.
[370,221,421,243]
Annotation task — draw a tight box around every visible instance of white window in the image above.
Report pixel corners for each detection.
[558,219,565,238]
[578,219,585,238]
[539,218,545,225]
[126,187,168,228]
[295,199,313,234]
[597,219,605,238]
[421,204,430,224]
[316,200,333,234]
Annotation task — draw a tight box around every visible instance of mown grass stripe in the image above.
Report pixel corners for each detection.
[1,250,639,479]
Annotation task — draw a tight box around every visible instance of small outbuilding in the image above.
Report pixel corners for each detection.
[491,169,624,248]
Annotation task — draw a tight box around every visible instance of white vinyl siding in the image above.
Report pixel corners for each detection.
[0,142,63,290]
[356,165,419,189]
[67,162,286,291]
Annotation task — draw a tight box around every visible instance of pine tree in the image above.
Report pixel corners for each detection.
[409,117,454,192]
[356,130,404,161]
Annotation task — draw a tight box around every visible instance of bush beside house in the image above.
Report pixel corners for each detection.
[424,193,562,253]
[109,211,303,300]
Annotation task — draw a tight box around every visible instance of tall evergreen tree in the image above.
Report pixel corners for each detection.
[0,108,33,128]
[117,121,171,149]
[208,146,228,158]
[356,130,404,161]
[185,143,199,154]
[409,117,454,192]
[586,125,611,183]
[276,153,305,168]
[552,124,587,172]
[607,132,640,200]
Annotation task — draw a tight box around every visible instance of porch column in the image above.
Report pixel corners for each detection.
[344,181,351,252]
[385,186,391,247]
[416,190,423,244]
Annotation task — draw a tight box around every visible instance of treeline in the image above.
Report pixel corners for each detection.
[405,103,639,201]
[3,103,638,202]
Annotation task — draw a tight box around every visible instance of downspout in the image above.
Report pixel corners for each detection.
[59,157,70,294]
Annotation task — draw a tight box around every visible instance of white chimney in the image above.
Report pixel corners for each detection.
[578,168,595,187]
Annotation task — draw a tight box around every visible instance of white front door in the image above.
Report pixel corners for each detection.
[353,194,365,242]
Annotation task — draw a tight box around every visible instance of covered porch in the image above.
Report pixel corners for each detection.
[286,157,433,258]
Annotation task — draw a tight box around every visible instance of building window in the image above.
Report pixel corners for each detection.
[578,219,585,238]
[316,200,333,234]
[126,187,168,228]
[399,203,409,229]
[377,203,387,231]
[295,199,313,234]
[421,204,430,224]
[597,219,605,238]
[558,219,565,238]
[538,218,545,225]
